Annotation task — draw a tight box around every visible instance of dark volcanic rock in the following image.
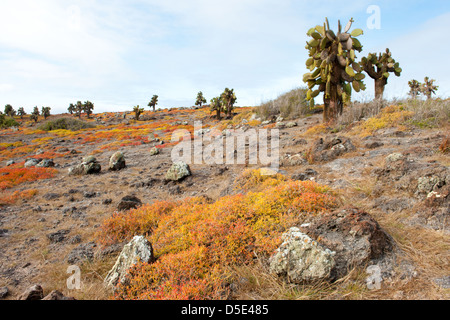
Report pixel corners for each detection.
[117,195,142,211]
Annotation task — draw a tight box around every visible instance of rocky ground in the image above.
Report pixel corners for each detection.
[0,108,448,300]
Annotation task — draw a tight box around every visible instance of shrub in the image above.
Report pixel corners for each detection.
[256,88,309,120]
[38,117,96,131]
[97,171,338,300]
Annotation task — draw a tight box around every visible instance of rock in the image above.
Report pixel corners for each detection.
[42,290,76,300]
[417,176,445,194]
[68,235,82,244]
[109,152,126,171]
[18,284,44,300]
[284,154,306,166]
[275,122,286,129]
[102,198,113,205]
[67,242,96,264]
[269,227,336,283]
[165,161,191,181]
[0,286,9,299]
[47,229,70,243]
[24,158,41,168]
[292,169,318,181]
[150,147,160,156]
[36,159,55,168]
[261,120,271,125]
[117,195,142,211]
[6,160,15,166]
[83,191,98,198]
[433,276,450,289]
[104,236,154,288]
[302,208,393,279]
[0,229,8,237]
[365,141,384,149]
[43,192,60,200]
[310,136,356,163]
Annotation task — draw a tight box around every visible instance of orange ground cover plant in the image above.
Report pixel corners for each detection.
[0,165,58,190]
[97,171,338,300]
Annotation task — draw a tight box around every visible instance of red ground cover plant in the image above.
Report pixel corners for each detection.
[0,164,58,190]
[97,170,338,300]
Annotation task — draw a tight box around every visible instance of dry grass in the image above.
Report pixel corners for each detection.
[256,88,310,121]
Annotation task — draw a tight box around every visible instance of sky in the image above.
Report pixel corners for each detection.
[0,0,449,114]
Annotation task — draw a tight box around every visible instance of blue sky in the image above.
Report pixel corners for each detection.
[0,0,449,114]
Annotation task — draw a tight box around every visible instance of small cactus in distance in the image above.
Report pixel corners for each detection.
[221,88,237,119]
[31,106,40,123]
[408,80,421,99]
[303,17,366,122]
[360,48,402,100]
[420,77,438,100]
[148,95,159,111]
[17,107,26,119]
[210,96,223,120]
[133,105,144,120]
[41,106,51,120]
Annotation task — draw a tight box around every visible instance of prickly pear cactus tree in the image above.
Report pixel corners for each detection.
[210,96,223,120]
[408,80,421,100]
[420,77,439,100]
[303,18,366,122]
[360,48,402,100]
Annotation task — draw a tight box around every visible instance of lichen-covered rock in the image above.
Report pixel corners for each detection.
[109,151,126,171]
[104,236,154,288]
[386,153,404,163]
[24,158,41,168]
[18,284,44,300]
[36,159,55,168]
[310,136,356,163]
[165,161,191,181]
[269,227,336,283]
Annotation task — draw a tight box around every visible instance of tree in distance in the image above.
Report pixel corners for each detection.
[420,77,438,100]
[83,101,94,118]
[4,104,15,117]
[221,88,237,119]
[210,96,224,120]
[408,80,421,100]
[31,106,40,123]
[17,107,26,119]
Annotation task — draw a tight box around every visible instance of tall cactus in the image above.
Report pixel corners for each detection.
[303,18,366,122]
[420,77,438,100]
[408,80,421,100]
[360,48,402,100]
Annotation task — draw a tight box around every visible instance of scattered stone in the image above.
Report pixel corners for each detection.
[104,236,154,288]
[0,286,9,299]
[269,227,336,283]
[109,151,126,171]
[292,169,318,181]
[47,229,70,243]
[43,193,60,200]
[433,276,450,289]
[67,242,97,264]
[68,235,82,244]
[0,229,8,237]
[36,159,55,168]
[117,195,142,211]
[83,191,98,199]
[165,161,191,181]
[386,153,404,163]
[285,154,306,166]
[42,290,76,300]
[310,136,356,163]
[24,158,41,168]
[18,284,44,300]
[102,198,113,205]
[286,122,298,128]
[68,156,101,176]
[365,141,384,149]
[417,176,445,194]
[6,160,15,166]
[150,147,160,156]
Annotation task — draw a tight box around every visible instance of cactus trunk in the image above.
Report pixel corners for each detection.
[375,78,387,100]
[323,85,342,122]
